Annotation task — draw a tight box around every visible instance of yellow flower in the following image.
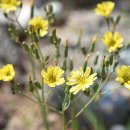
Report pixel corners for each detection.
[41,66,65,87]
[102,32,123,53]
[67,67,97,95]
[95,1,115,17]
[29,16,48,37]
[0,0,21,13]
[0,64,15,81]
[116,65,130,89]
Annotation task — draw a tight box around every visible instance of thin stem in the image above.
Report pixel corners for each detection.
[19,92,61,114]
[37,43,44,63]
[62,110,66,130]
[30,55,36,80]
[66,74,110,128]
[14,14,24,31]
[36,41,49,130]
[41,83,49,130]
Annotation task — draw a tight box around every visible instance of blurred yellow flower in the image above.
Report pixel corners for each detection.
[41,66,65,87]
[29,16,48,37]
[67,67,97,95]
[0,64,15,81]
[102,32,123,53]
[0,0,21,13]
[95,1,115,17]
[116,65,130,89]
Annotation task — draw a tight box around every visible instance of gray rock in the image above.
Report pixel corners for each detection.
[110,124,126,130]
[0,26,20,65]
[98,81,130,128]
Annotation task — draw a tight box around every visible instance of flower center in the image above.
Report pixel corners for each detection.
[5,69,11,76]
[109,39,115,46]
[123,74,130,82]
[76,75,86,85]
[49,75,56,83]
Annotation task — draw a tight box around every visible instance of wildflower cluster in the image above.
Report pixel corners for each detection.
[0,1,130,130]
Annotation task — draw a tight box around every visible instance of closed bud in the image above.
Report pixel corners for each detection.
[22,42,32,54]
[50,29,61,46]
[55,47,60,59]
[64,40,68,57]
[101,56,106,78]
[92,34,97,45]
[28,75,34,92]
[81,46,87,56]
[69,59,73,71]
[45,55,50,62]
[31,43,40,59]
[109,54,113,65]
[115,15,121,25]
[94,54,99,65]
[110,17,114,23]
[34,81,42,89]
[76,29,82,48]
[105,17,110,29]
[83,60,87,72]
[90,35,97,52]
[63,59,67,71]
[4,13,8,18]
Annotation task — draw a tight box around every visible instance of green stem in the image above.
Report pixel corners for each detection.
[36,42,49,130]
[41,83,49,130]
[19,92,61,114]
[30,56,36,80]
[62,110,66,130]
[14,14,24,31]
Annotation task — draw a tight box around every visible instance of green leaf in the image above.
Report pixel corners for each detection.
[115,15,121,25]
[34,81,42,89]
[62,86,72,111]
[69,59,74,71]
[50,29,61,46]
[22,42,32,55]
[81,46,87,56]
[29,80,34,92]
[109,54,113,65]
[93,83,99,92]
[94,55,99,65]
[45,4,56,25]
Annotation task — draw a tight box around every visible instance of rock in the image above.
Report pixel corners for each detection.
[0,26,20,65]
[110,124,126,130]
[120,48,130,65]
[98,80,130,128]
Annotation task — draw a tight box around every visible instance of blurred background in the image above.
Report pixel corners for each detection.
[0,0,130,130]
